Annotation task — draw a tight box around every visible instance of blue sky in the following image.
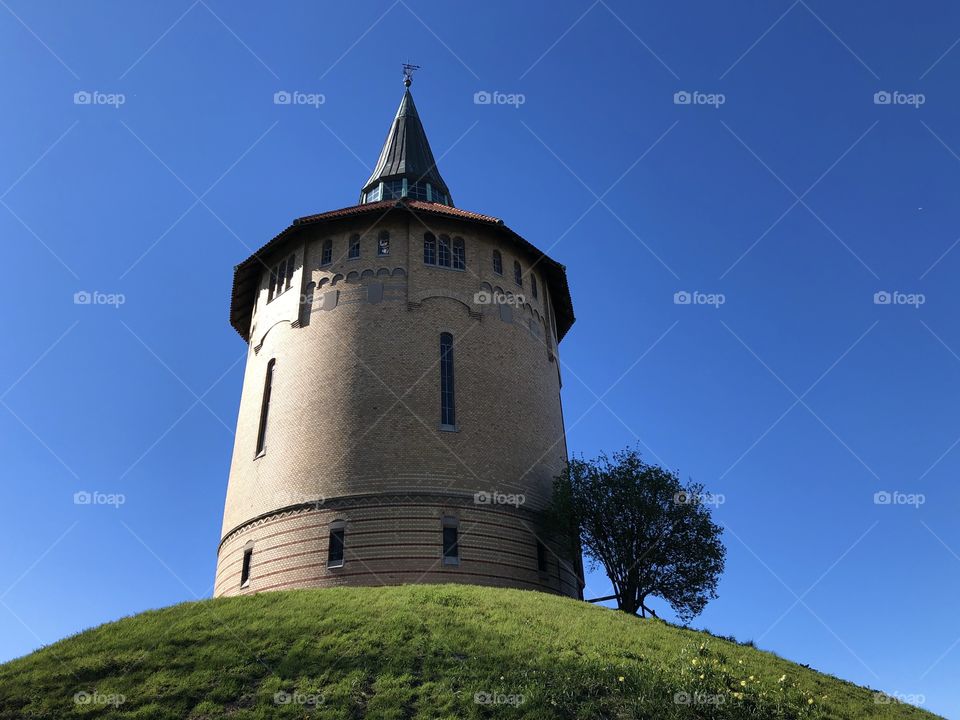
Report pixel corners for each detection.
[1,0,958,716]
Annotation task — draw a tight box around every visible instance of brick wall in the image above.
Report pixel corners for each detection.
[215,211,580,598]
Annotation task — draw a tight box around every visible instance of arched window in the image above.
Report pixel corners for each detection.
[439,332,455,430]
[348,234,361,259]
[255,359,275,457]
[442,516,460,565]
[299,282,315,326]
[492,250,503,275]
[531,275,538,299]
[438,235,452,267]
[377,230,390,256]
[452,237,465,270]
[423,233,437,265]
[514,260,522,287]
[320,238,332,266]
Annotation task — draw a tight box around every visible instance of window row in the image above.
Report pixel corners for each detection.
[491,250,538,298]
[267,254,295,302]
[239,519,552,587]
[362,179,450,206]
[423,233,465,271]
[316,232,391,269]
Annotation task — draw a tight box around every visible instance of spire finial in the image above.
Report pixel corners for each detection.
[402,63,421,88]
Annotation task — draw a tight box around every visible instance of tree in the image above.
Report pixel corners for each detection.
[549,447,726,622]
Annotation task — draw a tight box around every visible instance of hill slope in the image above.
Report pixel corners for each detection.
[0,584,938,719]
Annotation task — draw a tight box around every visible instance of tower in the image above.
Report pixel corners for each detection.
[214,76,581,599]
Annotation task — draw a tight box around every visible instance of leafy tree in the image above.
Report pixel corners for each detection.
[550,447,726,622]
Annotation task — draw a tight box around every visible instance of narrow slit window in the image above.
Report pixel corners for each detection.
[531,275,538,299]
[328,524,345,568]
[439,333,455,429]
[442,517,459,565]
[514,260,522,287]
[255,359,275,457]
[536,541,548,573]
[492,250,503,275]
[241,548,253,586]
[321,239,332,266]
[348,234,361,259]
[424,233,437,265]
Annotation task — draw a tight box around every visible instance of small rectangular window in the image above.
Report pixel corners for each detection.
[328,528,345,568]
[536,541,548,573]
[424,233,436,265]
[442,518,459,565]
[240,548,253,586]
[321,239,332,266]
[348,235,361,259]
[378,231,390,256]
[514,260,523,287]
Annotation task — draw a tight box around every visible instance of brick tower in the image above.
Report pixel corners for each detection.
[214,74,582,599]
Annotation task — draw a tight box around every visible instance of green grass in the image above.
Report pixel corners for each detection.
[0,584,939,719]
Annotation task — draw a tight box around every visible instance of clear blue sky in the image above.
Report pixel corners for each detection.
[2,1,958,716]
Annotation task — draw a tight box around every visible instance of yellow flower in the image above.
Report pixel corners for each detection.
[740,680,747,687]
[778,674,786,683]
[691,658,699,666]
[808,698,814,705]
[749,675,755,681]
[618,676,624,682]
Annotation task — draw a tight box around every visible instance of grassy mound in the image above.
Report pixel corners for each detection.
[0,584,937,719]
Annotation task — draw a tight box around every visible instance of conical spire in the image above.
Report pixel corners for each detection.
[360,79,453,206]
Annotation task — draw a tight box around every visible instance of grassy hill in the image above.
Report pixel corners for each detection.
[0,584,939,719]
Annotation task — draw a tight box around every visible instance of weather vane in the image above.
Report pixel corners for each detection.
[402,63,421,87]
